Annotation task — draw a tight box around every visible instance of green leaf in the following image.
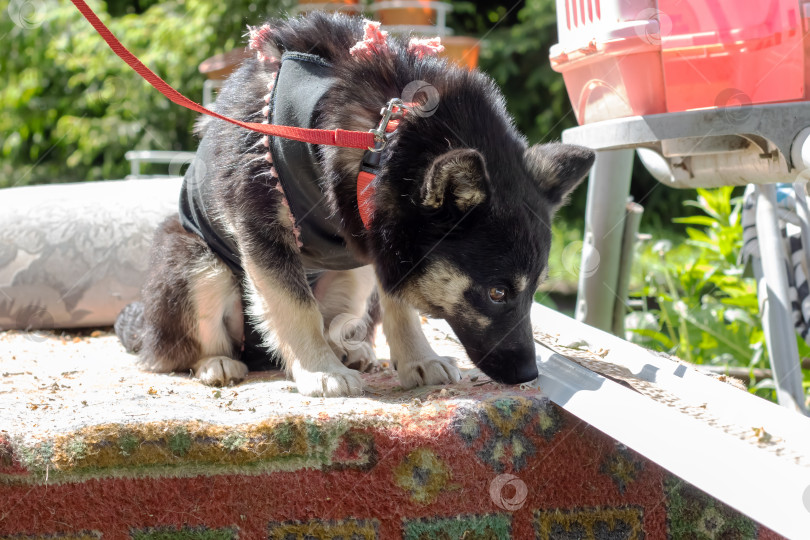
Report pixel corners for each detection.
[673,216,719,227]
[628,328,675,349]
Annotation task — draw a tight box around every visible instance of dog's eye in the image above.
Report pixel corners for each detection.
[489,287,507,303]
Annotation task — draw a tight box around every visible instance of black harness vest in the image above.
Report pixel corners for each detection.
[179,52,364,279]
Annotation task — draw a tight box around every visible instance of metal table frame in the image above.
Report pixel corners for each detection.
[562,103,810,414]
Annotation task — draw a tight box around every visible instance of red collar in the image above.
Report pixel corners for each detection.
[356,169,378,230]
[357,100,409,229]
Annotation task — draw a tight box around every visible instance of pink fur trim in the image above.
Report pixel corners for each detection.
[273,181,302,248]
[289,216,303,247]
[248,24,272,52]
[257,87,301,248]
[349,20,390,58]
[408,36,445,59]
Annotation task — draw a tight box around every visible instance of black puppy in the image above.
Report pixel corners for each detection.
[115,13,594,397]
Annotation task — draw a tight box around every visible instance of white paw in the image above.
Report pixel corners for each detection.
[397,355,461,389]
[330,340,377,372]
[294,366,364,397]
[194,356,248,386]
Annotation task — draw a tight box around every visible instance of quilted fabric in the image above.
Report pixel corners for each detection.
[0,179,180,330]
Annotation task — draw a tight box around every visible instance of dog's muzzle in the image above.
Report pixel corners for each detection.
[470,343,539,385]
[452,320,539,385]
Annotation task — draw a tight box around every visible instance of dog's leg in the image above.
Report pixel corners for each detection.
[242,252,364,397]
[378,289,461,388]
[138,216,246,386]
[225,148,363,396]
[314,266,377,372]
[189,258,248,386]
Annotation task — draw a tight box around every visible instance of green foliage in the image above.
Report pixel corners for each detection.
[628,187,810,402]
[543,219,584,292]
[467,0,575,144]
[629,187,762,368]
[0,0,293,187]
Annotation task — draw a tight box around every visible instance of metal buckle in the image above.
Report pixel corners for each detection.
[368,98,406,152]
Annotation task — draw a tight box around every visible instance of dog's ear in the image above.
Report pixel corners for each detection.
[421,149,489,211]
[524,143,595,207]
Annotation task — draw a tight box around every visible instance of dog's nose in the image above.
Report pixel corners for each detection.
[477,347,538,385]
[508,358,539,384]
[494,356,538,384]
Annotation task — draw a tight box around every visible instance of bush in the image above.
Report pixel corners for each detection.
[453,0,574,144]
[0,0,294,187]
[628,186,810,403]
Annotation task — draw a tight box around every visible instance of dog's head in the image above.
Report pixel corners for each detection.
[385,142,594,384]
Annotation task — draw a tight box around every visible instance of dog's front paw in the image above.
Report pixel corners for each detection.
[194,356,248,386]
[294,366,364,397]
[397,355,461,389]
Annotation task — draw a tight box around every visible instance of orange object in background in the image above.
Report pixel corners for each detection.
[215,2,479,73]
[440,36,480,70]
[550,0,810,125]
[375,0,434,26]
[806,4,810,96]
[659,0,806,112]
[298,0,359,5]
[198,48,251,80]
[549,28,667,124]
[297,0,360,14]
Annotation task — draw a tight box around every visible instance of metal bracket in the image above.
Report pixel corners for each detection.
[368,98,406,152]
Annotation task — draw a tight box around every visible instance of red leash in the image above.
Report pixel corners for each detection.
[69,0,376,149]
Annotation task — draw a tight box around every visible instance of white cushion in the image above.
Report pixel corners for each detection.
[0,178,181,329]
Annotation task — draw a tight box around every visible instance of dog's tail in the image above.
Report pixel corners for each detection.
[115,301,145,354]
